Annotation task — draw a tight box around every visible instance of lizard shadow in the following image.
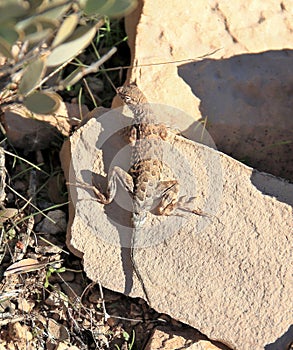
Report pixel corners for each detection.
[80,112,137,297]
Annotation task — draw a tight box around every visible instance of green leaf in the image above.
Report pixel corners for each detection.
[56,267,66,273]
[104,0,138,17]
[0,36,12,58]
[46,25,96,67]
[18,15,57,35]
[85,0,137,17]
[84,0,114,15]
[16,16,56,45]
[37,3,71,21]
[27,0,44,10]
[18,57,46,95]
[0,25,19,45]
[37,17,59,30]
[128,330,135,350]
[23,91,61,114]
[0,2,28,20]
[52,13,79,48]
[61,66,83,87]
[122,331,130,341]
[25,28,53,44]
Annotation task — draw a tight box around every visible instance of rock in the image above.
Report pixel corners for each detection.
[55,344,79,350]
[64,102,89,127]
[144,327,221,350]
[35,238,63,254]
[81,106,110,126]
[0,299,16,313]
[60,282,84,300]
[1,103,69,151]
[13,180,26,192]
[0,208,18,226]
[8,322,33,341]
[120,0,293,181]
[188,341,226,350]
[17,298,34,313]
[49,271,75,283]
[45,287,68,308]
[36,210,67,234]
[47,174,67,204]
[47,319,70,342]
[62,114,292,350]
[89,288,121,303]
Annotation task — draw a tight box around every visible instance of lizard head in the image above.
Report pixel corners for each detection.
[117,83,148,108]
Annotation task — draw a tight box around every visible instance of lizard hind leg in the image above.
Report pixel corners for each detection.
[155,180,208,218]
[155,179,180,216]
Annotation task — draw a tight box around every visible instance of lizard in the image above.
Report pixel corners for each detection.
[92,83,203,305]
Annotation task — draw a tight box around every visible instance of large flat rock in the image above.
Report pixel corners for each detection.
[61,107,292,350]
[61,1,293,348]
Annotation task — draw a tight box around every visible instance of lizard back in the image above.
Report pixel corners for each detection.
[117,84,169,222]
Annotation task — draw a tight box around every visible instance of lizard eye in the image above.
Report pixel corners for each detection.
[124,96,132,103]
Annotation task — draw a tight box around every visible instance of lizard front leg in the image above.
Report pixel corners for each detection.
[72,166,134,205]
[95,166,134,204]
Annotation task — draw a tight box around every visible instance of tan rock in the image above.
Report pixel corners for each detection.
[56,344,79,350]
[144,327,221,350]
[64,102,89,127]
[47,319,69,342]
[47,174,67,204]
[1,103,69,151]
[36,210,67,234]
[62,113,292,350]
[17,298,34,313]
[8,322,33,342]
[0,102,87,151]
[188,341,226,350]
[45,287,68,308]
[122,0,293,181]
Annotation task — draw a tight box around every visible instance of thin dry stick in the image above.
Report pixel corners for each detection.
[24,59,69,97]
[103,47,222,72]
[97,280,110,322]
[82,78,98,108]
[58,46,118,89]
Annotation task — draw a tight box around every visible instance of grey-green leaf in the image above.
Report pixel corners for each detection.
[18,57,46,95]
[0,25,19,45]
[51,13,79,48]
[46,25,96,67]
[84,0,113,15]
[0,37,12,58]
[24,28,53,45]
[105,0,137,17]
[0,2,28,20]
[24,91,61,114]
[27,0,44,10]
[85,0,137,17]
[37,3,71,21]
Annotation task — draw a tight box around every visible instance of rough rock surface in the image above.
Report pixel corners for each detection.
[144,327,223,350]
[61,1,293,349]
[118,0,293,181]
[61,111,292,350]
[0,102,87,151]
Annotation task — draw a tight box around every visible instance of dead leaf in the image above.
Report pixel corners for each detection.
[4,258,46,276]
